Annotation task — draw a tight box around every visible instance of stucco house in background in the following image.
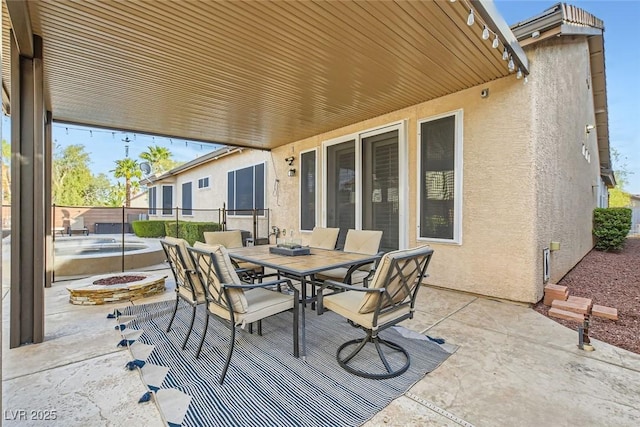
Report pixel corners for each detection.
[146,4,614,305]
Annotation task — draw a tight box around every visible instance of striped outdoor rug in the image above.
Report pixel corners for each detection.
[120,300,456,426]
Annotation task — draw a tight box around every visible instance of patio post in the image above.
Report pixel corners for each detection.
[44,111,53,288]
[9,31,46,347]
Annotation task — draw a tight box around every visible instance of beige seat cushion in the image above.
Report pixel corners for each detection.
[343,229,383,255]
[163,236,206,299]
[322,290,410,330]
[358,245,431,314]
[314,268,370,285]
[309,227,340,250]
[193,241,248,313]
[203,230,243,248]
[208,287,294,327]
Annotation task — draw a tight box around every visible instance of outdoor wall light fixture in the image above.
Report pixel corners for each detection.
[287,168,296,177]
[585,124,595,134]
[285,156,295,166]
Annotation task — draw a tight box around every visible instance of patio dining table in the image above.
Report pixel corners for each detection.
[227,245,380,360]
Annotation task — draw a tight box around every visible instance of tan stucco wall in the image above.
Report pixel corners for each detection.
[267,76,540,302]
[528,37,601,289]
[163,37,600,304]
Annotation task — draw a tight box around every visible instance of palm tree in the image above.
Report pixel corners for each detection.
[139,145,173,175]
[112,158,142,207]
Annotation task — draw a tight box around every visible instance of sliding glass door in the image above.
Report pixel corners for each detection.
[325,124,404,252]
[326,140,356,248]
[362,130,399,252]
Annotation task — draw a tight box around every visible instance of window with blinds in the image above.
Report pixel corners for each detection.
[162,185,173,216]
[419,112,461,242]
[300,150,316,231]
[182,182,192,216]
[227,163,265,216]
[326,140,356,248]
[362,130,399,252]
[148,186,157,215]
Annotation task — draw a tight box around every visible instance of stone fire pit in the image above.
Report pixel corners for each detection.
[66,272,167,305]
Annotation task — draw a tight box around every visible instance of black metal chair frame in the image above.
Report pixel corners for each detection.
[317,247,434,379]
[187,246,300,385]
[160,240,205,351]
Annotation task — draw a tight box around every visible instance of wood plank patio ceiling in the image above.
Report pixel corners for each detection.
[3,0,516,150]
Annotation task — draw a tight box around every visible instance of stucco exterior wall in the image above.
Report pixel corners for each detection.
[528,37,601,289]
[269,76,540,303]
[159,36,601,304]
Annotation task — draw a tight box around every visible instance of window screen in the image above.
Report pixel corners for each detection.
[182,182,192,215]
[419,115,456,240]
[300,150,316,231]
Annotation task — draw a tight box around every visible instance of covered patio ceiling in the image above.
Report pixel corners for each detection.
[2,0,527,150]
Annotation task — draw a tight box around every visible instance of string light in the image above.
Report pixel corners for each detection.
[51,124,214,152]
[467,9,474,26]
[456,0,528,83]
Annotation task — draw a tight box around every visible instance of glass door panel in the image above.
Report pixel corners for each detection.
[362,130,399,251]
[326,140,356,248]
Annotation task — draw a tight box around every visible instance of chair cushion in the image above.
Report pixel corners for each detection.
[358,245,431,314]
[323,290,410,330]
[163,236,206,298]
[193,241,248,313]
[178,284,206,304]
[236,261,264,273]
[315,268,370,285]
[309,227,340,250]
[163,236,196,270]
[343,230,383,255]
[203,230,243,248]
[208,287,294,327]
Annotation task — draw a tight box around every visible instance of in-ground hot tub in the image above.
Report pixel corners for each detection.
[53,236,165,277]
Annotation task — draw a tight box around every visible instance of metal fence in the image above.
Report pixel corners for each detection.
[2,204,272,283]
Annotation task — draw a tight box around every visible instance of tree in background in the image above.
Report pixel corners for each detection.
[1,139,10,204]
[609,148,633,207]
[112,158,142,207]
[139,145,176,175]
[53,144,96,206]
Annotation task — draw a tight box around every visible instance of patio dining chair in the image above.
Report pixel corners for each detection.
[315,229,383,286]
[317,245,434,379]
[160,237,207,350]
[203,230,264,282]
[187,244,299,385]
[308,227,340,250]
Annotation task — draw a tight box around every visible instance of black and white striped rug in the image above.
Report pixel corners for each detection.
[121,300,456,427]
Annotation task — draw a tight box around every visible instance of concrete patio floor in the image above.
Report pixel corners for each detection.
[3,270,640,426]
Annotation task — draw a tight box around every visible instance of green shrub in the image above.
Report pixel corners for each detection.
[131,220,169,238]
[164,221,222,245]
[593,208,632,251]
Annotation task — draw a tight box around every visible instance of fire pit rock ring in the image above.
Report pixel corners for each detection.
[66,272,167,305]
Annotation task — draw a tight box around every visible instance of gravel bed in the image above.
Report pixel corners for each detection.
[533,236,640,355]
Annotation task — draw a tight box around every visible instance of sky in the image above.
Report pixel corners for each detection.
[1,0,638,193]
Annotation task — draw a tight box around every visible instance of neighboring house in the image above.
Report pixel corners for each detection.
[630,195,640,235]
[153,4,614,304]
[147,146,272,236]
